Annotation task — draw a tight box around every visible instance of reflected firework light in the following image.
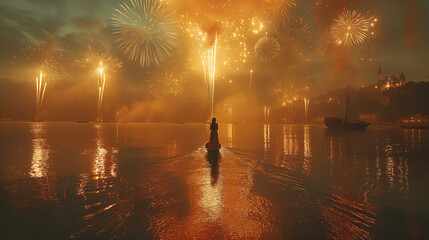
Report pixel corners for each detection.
[330,10,372,47]
[254,35,281,63]
[111,0,177,67]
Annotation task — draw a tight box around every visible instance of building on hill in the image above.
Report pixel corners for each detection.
[376,65,406,91]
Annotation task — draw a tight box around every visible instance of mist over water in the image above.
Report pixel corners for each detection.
[0,122,428,239]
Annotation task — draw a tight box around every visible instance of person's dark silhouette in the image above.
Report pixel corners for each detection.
[205,117,221,150]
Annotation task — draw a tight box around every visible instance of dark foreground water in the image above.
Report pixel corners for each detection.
[0,122,428,239]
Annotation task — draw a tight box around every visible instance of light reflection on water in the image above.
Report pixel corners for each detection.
[93,124,119,180]
[0,123,428,239]
[303,125,311,175]
[30,123,50,178]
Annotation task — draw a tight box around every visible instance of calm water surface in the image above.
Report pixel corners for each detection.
[0,122,428,239]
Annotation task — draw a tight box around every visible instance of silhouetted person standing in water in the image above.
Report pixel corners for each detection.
[206,117,221,150]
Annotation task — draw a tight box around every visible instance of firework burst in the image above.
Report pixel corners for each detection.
[330,10,371,47]
[111,0,177,67]
[260,0,296,17]
[273,80,309,107]
[81,48,122,76]
[80,48,122,122]
[147,70,184,98]
[13,45,63,82]
[255,35,281,63]
[275,16,314,57]
[13,45,63,120]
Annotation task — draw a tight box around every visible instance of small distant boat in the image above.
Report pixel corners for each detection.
[324,84,370,130]
[324,117,370,130]
[400,114,429,129]
[77,120,89,123]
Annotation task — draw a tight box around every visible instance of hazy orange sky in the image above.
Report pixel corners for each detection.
[0,0,428,121]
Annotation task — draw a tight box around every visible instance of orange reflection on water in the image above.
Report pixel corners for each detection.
[404,129,423,151]
[199,166,223,222]
[264,124,270,152]
[319,194,375,240]
[30,124,50,178]
[282,125,299,171]
[303,125,311,175]
[110,148,118,177]
[227,123,233,147]
[94,138,107,179]
[146,148,276,239]
[77,174,90,197]
[212,150,274,239]
[92,125,119,179]
[28,123,57,202]
[303,126,311,158]
[166,141,177,158]
[384,142,394,189]
[329,136,334,176]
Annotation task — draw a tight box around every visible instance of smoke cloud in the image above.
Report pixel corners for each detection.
[403,0,424,49]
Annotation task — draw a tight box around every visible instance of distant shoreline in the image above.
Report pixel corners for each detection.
[0,120,403,126]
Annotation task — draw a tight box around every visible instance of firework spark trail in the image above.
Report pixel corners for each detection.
[330,10,372,47]
[304,98,309,123]
[111,0,177,67]
[35,71,47,119]
[202,33,218,117]
[80,48,121,122]
[212,34,218,118]
[97,64,106,122]
[179,13,267,73]
[14,45,62,120]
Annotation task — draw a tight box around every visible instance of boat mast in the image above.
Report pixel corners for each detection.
[346,81,350,124]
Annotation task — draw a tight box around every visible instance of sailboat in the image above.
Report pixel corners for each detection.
[324,84,370,130]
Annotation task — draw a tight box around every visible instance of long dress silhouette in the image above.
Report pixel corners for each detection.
[205,117,221,150]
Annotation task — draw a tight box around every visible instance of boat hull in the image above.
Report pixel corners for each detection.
[205,142,221,152]
[324,117,370,130]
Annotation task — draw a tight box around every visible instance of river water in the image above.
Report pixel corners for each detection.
[0,122,428,239]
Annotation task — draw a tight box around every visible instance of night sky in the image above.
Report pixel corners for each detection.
[0,0,428,121]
